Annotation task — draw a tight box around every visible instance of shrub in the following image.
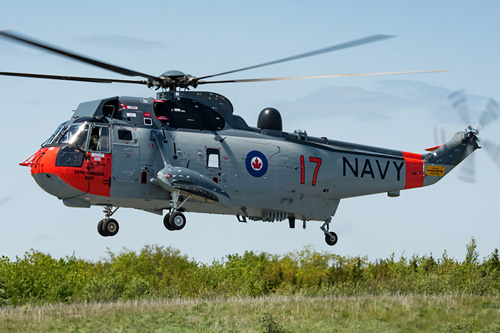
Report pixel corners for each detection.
[0,240,499,305]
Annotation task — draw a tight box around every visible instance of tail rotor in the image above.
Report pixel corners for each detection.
[456,145,477,183]
[477,98,500,132]
[445,89,500,182]
[448,89,471,125]
[482,139,500,167]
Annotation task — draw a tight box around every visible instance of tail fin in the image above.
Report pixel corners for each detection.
[423,130,479,185]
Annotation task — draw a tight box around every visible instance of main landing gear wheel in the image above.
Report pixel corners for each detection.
[169,211,186,230]
[98,218,119,237]
[325,231,338,246]
[163,213,175,231]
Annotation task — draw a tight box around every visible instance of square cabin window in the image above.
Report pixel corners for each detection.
[118,129,133,141]
[206,148,220,168]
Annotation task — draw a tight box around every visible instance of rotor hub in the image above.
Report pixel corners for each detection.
[154,70,197,90]
[465,125,479,141]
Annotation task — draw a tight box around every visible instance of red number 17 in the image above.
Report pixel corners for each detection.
[300,155,322,186]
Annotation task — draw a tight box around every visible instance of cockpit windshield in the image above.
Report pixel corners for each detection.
[59,123,89,149]
[42,124,66,147]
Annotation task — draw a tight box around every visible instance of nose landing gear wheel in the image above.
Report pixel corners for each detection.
[325,231,338,246]
[97,219,107,237]
[169,211,186,230]
[98,206,119,237]
[98,218,119,237]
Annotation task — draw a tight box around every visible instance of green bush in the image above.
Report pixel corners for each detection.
[0,238,499,306]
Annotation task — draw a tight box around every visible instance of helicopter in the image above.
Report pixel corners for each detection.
[0,31,485,246]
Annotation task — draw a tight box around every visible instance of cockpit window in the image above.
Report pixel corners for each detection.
[89,126,110,152]
[42,124,66,146]
[59,123,89,149]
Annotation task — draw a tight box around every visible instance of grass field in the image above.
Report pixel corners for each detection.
[1,294,500,332]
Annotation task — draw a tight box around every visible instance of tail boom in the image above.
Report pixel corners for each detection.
[423,130,480,186]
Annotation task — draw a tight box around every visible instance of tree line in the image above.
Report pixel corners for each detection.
[0,238,499,305]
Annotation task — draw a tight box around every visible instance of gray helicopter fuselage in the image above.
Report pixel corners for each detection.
[27,91,478,226]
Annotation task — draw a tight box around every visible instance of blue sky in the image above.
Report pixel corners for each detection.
[1,1,499,263]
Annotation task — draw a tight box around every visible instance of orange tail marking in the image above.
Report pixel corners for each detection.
[403,151,424,189]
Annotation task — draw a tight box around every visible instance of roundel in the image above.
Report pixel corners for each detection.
[245,150,268,177]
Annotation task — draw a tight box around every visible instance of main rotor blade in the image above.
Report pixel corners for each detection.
[196,34,396,81]
[198,69,449,85]
[0,71,148,84]
[0,30,160,81]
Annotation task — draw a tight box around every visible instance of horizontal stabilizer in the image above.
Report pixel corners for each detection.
[425,144,443,152]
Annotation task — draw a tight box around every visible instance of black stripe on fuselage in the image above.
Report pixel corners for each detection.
[283,133,406,161]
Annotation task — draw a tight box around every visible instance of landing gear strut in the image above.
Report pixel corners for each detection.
[163,191,189,231]
[97,206,119,237]
[321,218,338,246]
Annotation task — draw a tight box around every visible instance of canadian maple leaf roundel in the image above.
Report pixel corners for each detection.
[245,150,268,177]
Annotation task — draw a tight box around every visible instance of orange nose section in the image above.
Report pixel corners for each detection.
[20,147,59,174]
[20,147,111,198]
[20,147,83,198]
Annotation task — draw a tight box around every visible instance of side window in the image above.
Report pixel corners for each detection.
[206,148,220,168]
[118,129,133,141]
[89,126,110,152]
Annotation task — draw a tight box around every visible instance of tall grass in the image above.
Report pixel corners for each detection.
[0,238,499,306]
[1,295,499,332]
